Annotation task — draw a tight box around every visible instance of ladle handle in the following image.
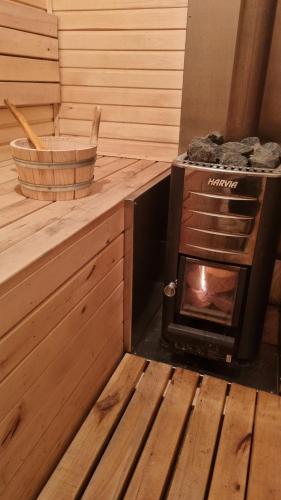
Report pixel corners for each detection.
[4,99,47,150]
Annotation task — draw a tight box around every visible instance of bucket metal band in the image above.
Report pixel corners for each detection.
[19,178,93,192]
[13,156,96,170]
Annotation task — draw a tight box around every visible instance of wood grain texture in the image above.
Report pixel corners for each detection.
[262,305,280,345]
[247,391,281,500]
[0,27,58,59]
[39,354,147,500]
[167,376,227,500]
[269,259,281,305]
[208,384,256,500]
[57,8,188,30]
[54,0,188,9]
[59,30,186,51]
[13,0,46,9]
[0,283,124,494]
[54,1,187,158]
[0,0,57,36]
[59,50,184,70]
[59,103,181,126]
[82,361,172,500]
[0,55,59,82]
[125,369,199,500]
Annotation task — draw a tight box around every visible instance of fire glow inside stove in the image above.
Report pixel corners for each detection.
[162,153,281,363]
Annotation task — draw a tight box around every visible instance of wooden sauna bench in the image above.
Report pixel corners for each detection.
[39,353,281,500]
[0,154,170,499]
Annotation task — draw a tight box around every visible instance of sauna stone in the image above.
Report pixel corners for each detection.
[249,146,280,169]
[219,141,254,156]
[219,152,248,167]
[241,136,260,148]
[188,137,219,163]
[206,130,224,145]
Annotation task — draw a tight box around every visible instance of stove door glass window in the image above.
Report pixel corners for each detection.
[179,259,242,325]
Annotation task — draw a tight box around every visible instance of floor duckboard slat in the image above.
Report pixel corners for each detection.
[36,354,281,500]
[124,368,199,500]
[81,360,172,500]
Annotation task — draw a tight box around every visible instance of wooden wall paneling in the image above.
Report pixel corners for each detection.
[0,0,59,158]
[61,68,183,89]
[0,55,59,82]
[61,86,181,108]
[0,83,60,106]
[59,50,185,70]
[53,0,188,8]
[259,0,281,141]
[0,0,57,36]
[269,259,281,305]
[54,1,188,159]
[60,120,180,144]
[0,235,124,382]
[59,30,186,51]
[57,9,188,30]
[13,0,46,9]
[59,103,181,127]
[0,284,124,496]
[0,206,124,337]
[0,263,124,423]
[0,27,58,59]
[3,325,123,500]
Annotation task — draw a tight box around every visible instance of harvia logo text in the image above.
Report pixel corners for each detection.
[207,177,238,189]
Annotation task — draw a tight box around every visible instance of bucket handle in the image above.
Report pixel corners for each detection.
[90,106,101,146]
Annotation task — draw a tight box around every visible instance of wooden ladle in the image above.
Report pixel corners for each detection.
[4,99,47,150]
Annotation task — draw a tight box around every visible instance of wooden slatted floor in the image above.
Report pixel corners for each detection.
[39,354,281,500]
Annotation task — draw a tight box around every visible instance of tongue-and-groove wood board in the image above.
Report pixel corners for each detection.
[0,155,170,499]
[39,353,281,500]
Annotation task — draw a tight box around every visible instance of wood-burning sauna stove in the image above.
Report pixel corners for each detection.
[162,153,281,363]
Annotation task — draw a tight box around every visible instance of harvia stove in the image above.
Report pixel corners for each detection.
[162,153,281,362]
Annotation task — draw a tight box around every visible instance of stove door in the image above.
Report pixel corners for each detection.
[177,257,247,326]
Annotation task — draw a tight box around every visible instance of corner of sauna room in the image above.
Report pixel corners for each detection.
[1,0,281,499]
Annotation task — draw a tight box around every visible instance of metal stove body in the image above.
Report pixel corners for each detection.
[162,153,281,362]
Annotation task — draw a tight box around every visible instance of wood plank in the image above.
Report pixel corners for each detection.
[0,283,124,491]
[124,199,134,352]
[0,55,59,82]
[3,324,123,500]
[0,0,57,37]
[0,198,50,228]
[60,120,180,144]
[262,305,280,345]
[0,159,169,293]
[167,376,227,500]
[125,368,199,500]
[0,206,124,337]
[59,50,184,71]
[59,30,187,51]
[57,9,188,30]
[82,360,172,500]
[269,259,281,305]
[62,86,182,108]
[0,121,54,145]
[0,105,53,128]
[13,0,46,9]
[0,235,123,382]
[247,391,281,500]
[0,261,123,424]
[208,384,256,500]
[61,68,183,90]
[0,163,18,183]
[0,82,60,106]
[59,103,181,126]
[38,354,146,500]
[54,0,188,9]
[97,138,178,160]
[0,27,58,59]
[0,145,12,161]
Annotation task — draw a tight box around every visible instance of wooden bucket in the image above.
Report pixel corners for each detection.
[10,136,97,201]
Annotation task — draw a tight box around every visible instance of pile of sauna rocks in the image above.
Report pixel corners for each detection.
[187,131,281,170]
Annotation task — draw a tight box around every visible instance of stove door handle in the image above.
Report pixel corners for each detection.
[164,281,177,298]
